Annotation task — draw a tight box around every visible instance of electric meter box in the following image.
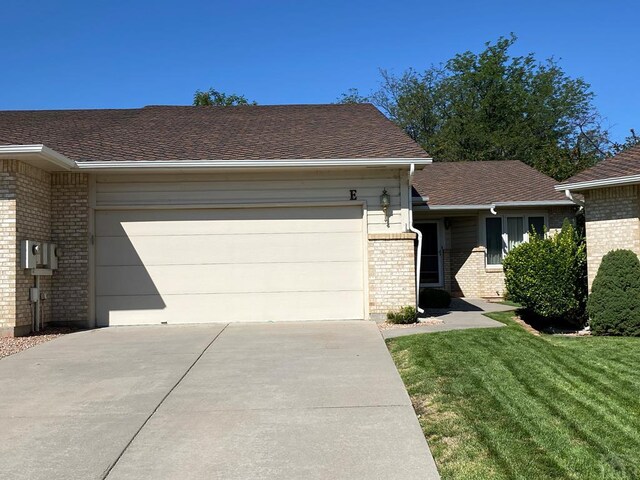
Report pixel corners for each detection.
[40,242,49,267]
[21,240,42,269]
[47,243,60,270]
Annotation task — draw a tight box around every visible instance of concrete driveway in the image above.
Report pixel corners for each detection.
[0,321,439,480]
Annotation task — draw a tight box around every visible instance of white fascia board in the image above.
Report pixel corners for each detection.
[0,144,75,170]
[413,204,493,211]
[412,200,574,211]
[492,200,575,207]
[75,157,433,171]
[556,174,640,191]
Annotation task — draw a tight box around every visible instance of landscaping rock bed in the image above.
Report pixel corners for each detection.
[378,317,444,332]
[0,328,71,359]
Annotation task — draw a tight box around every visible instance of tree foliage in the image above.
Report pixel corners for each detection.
[193,88,256,106]
[611,129,640,155]
[336,88,370,105]
[340,35,614,180]
[503,221,587,324]
[587,249,640,336]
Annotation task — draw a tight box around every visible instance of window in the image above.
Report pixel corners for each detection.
[484,213,547,266]
[528,216,545,237]
[485,217,503,266]
[507,217,524,251]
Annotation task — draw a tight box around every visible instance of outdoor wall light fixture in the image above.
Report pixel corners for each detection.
[380,188,391,227]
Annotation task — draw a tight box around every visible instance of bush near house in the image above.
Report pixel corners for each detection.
[420,288,451,309]
[387,306,418,324]
[503,221,587,325]
[587,249,640,336]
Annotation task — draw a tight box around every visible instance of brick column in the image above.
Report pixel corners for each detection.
[367,232,416,321]
[51,173,90,326]
[0,163,18,336]
[0,160,52,336]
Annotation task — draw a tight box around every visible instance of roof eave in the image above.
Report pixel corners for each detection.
[74,158,433,171]
[412,199,575,210]
[557,174,640,192]
[0,144,75,171]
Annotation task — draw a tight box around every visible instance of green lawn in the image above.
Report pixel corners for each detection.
[387,312,640,480]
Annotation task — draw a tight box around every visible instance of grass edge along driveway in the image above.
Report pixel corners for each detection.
[387,311,640,480]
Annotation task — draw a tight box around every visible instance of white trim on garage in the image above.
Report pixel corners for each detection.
[94,202,369,325]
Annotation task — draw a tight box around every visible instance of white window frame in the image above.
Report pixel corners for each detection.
[480,211,548,268]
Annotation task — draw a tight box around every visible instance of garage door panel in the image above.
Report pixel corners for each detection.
[97,291,363,326]
[96,262,363,296]
[95,206,365,325]
[96,232,363,266]
[96,207,362,237]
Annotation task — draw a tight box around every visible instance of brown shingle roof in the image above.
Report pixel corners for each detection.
[560,144,640,186]
[0,104,429,163]
[412,160,569,206]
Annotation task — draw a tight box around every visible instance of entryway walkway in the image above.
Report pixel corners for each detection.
[382,298,514,339]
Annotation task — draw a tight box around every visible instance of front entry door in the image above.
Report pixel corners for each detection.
[418,222,443,287]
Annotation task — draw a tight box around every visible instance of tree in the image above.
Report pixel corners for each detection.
[193,88,257,106]
[336,88,369,104]
[611,128,640,155]
[340,35,609,180]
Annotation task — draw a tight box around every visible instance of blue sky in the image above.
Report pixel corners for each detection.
[1,0,637,141]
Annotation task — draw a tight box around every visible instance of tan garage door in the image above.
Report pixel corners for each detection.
[95,206,365,326]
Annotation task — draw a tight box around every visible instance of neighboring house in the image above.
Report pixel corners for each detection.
[557,144,640,289]
[412,161,577,298]
[0,104,431,335]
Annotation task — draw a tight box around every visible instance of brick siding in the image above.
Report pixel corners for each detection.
[584,185,640,289]
[0,160,52,336]
[425,206,576,300]
[0,163,18,335]
[51,173,90,325]
[368,233,416,320]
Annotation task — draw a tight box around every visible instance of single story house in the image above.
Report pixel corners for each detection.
[557,144,640,289]
[0,104,432,335]
[411,161,577,298]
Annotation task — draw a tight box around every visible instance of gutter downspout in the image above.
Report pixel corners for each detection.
[564,189,585,209]
[408,164,424,315]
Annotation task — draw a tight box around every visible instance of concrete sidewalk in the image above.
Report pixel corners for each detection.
[383,298,514,339]
[0,322,439,480]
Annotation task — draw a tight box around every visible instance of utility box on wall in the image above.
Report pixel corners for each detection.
[21,240,42,269]
[20,240,60,270]
[47,243,60,270]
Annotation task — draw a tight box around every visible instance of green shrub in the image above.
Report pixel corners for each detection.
[587,249,640,336]
[387,306,418,324]
[420,288,451,309]
[503,220,587,324]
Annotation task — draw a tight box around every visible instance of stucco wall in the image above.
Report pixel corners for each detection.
[583,185,640,289]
